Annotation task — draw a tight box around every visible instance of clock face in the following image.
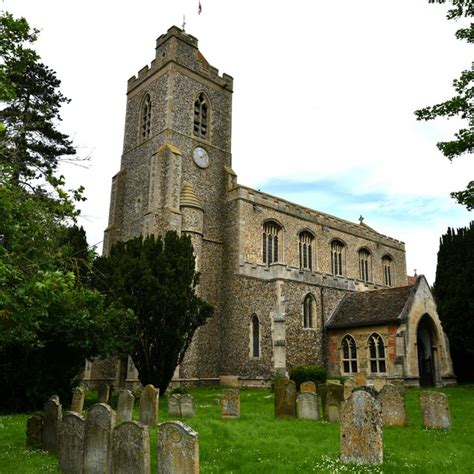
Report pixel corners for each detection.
[193,147,209,168]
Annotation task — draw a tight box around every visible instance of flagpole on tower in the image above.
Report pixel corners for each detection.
[198,0,202,15]
[182,14,186,31]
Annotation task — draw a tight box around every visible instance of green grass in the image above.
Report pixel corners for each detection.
[1,385,473,473]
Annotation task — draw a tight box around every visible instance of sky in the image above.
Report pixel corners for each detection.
[4,0,473,285]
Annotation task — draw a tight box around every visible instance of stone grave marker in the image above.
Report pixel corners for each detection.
[157,421,199,474]
[112,421,150,474]
[343,379,356,400]
[274,378,296,419]
[300,381,316,393]
[42,395,62,454]
[377,384,406,427]
[168,394,181,417]
[117,390,134,422]
[59,411,85,474]
[140,384,159,426]
[221,389,240,419]
[98,383,110,403]
[319,382,344,422]
[353,372,367,386]
[219,375,239,388]
[180,394,195,418]
[26,413,43,448]
[340,390,383,465]
[71,387,85,413]
[296,393,320,420]
[420,391,452,430]
[83,403,115,474]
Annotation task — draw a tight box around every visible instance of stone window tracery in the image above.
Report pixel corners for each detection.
[251,314,260,358]
[368,333,386,373]
[140,93,152,141]
[263,221,281,265]
[193,92,208,139]
[382,255,393,286]
[303,293,316,329]
[359,248,371,282]
[299,231,314,270]
[331,240,344,276]
[341,335,358,374]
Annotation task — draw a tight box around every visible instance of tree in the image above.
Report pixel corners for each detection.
[93,232,214,395]
[433,222,474,382]
[414,0,473,210]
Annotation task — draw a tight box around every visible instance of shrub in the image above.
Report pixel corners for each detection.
[289,365,327,391]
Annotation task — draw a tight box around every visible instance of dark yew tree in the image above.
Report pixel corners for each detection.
[433,222,474,382]
[93,232,213,394]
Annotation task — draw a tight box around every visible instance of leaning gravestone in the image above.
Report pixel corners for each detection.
[59,411,85,474]
[71,387,85,413]
[112,421,150,474]
[168,394,181,417]
[377,384,406,427]
[296,393,320,420]
[117,390,135,422]
[98,383,110,403]
[83,403,115,474]
[300,381,316,393]
[319,382,345,422]
[420,391,452,430]
[42,395,62,454]
[180,394,195,418]
[157,421,199,474]
[140,384,159,426]
[26,413,43,448]
[274,378,296,419]
[340,390,383,465]
[221,389,240,419]
[343,379,356,400]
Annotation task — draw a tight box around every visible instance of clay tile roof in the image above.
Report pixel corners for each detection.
[180,184,202,209]
[326,285,414,330]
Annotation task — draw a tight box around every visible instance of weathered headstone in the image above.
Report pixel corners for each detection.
[71,387,85,413]
[340,391,383,465]
[377,384,406,427]
[221,389,240,419]
[26,413,43,448]
[112,421,150,474]
[83,403,115,474]
[296,393,320,420]
[117,390,134,422]
[300,381,316,393]
[98,383,110,403]
[157,421,199,474]
[274,378,296,419]
[59,411,85,474]
[168,394,181,417]
[353,372,367,387]
[180,394,195,418]
[343,379,356,400]
[420,391,452,430]
[42,395,62,454]
[139,384,159,426]
[219,375,239,388]
[319,382,345,422]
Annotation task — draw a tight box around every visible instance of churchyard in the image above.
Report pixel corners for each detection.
[0,384,473,473]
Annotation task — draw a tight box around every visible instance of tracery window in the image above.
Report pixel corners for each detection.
[140,94,152,141]
[359,248,371,282]
[303,293,316,329]
[368,333,386,373]
[331,240,344,276]
[263,221,281,265]
[299,231,314,270]
[382,255,393,287]
[341,335,358,374]
[193,92,208,139]
[251,314,260,358]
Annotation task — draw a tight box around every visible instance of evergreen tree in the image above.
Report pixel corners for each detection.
[93,232,214,394]
[433,221,474,382]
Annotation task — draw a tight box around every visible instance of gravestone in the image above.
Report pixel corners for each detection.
[420,391,452,430]
[319,383,344,422]
[157,421,199,474]
[377,384,406,427]
[42,395,62,454]
[98,383,110,403]
[219,375,239,388]
[83,403,115,474]
[353,372,367,386]
[274,378,296,419]
[112,421,150,474]
[340,391,383,465]
[168,394,181,417]
[300,381,316,393]
[117,390,134,422]
[26,413,43,448]
[221,389,240,419]
[180,394,195,418]
[71,387,85,413]
[343,379,356,400]
[140,384,159,426]
[59,411,85,474]
[296,393,320,420]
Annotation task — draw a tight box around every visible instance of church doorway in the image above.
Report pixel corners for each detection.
[417,314,439,387]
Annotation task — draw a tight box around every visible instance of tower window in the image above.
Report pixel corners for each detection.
[140,94,152,141]
[368,333,386,373]
[263,221,281,265]
[303,294,316,329]
[331,240,344,276]
[251,314,260,358]
[382,255,393,286]
[359,248,371,282]
[299,231,314,271]
[341,335,358,374]
[193,93,208,139]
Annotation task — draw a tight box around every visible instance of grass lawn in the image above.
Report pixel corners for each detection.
[0,385,473,473]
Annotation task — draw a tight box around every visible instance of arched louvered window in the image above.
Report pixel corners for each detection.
[341,335,358,374]
[359,248,371,282]
[299,231,314,271]
[140,94,152,141]
[251,314,260,358]
[368,333,386,373]
[382,255,393,287]
[303,294,316,329]
[331,240,344,276]
[263,221,281,265]
[193,93,208,139]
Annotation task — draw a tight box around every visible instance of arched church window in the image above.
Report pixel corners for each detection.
[331,240,344,276]
[140,94,152,141]
[382,255,393,287]
[368,333,386,373]
[299,231,314,270]
[359,248,371,282]
[193,92,208,139]
[341,335,358,374]
[303,293,316,329]
[263,221,281,265]
[251,314,260,358]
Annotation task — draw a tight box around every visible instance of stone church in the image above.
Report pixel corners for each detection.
[84,26,455,389]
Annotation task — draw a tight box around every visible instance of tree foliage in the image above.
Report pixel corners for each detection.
[414,0,473,209]
[93,232,214,395]
[433,221,474,382]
